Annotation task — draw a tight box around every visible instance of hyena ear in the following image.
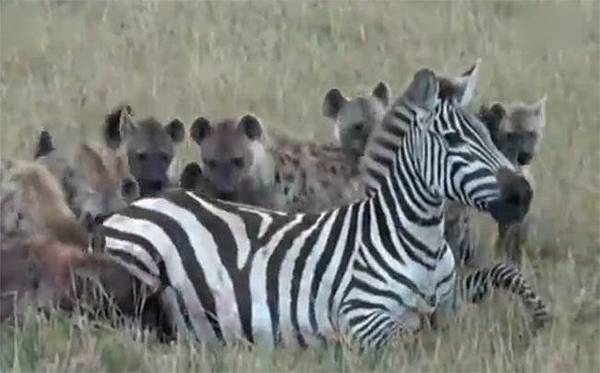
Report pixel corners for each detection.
[165,119,185,143]
[180,162,203,190]
[76,144,107,186]
[478,102,506,137]
[35,130,55,159]
[238,114,263,140]
[104,104,134,150]
[371,81,391,107]
[322,88,348,120]
[190,117,212,145]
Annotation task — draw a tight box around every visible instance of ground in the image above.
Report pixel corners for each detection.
[1,1,599,372]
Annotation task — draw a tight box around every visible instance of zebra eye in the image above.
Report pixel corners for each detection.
[443,132,464,146]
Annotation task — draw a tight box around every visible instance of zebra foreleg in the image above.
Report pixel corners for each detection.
[457,263,550,331]
[339,302,422,351]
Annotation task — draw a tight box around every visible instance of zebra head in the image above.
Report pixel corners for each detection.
[399,68,532,225]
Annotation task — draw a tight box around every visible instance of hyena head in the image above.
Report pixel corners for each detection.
[103,105,185,196]
[322,82,391,160]
[34,130,139,231]
[190,114,266,198]
[69,143,139,230]
[478,96,547,166]
[0,159,88,247]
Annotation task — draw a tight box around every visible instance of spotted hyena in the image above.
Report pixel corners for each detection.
[186,113,362,213]
[478,96,547,261]
[103,105,185,196]
[0,159,88,247]
[322,81,391,163]
[0,235,167,335]
[35,130,139,232]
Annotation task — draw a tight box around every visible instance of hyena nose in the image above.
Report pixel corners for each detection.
[517,151,533,165]
[94,214,108,225]
[148,180,164,193]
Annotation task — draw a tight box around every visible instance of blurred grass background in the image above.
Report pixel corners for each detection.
[1,1,599,371]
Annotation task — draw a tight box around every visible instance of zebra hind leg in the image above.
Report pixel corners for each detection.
[458,263,551,332]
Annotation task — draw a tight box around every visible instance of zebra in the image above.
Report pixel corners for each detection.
[362,59,482,267]
[94,67,549,349]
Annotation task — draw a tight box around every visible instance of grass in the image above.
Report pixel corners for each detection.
[1,0,599,371]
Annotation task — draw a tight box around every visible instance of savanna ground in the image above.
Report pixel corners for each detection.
[1,1,599,372]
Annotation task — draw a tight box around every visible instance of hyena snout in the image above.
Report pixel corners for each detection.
[84,212,110,232]
[517,151,533,166]
[138,177,168,196]
[488,168,533,225]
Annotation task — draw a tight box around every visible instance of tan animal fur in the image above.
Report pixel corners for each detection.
[35,130,139,231]
[187,114,363,213]
[0,159,88,247]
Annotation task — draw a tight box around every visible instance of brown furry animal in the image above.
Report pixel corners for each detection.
[188,114,363,213]
[35,131,139,232]
[478,96,547,261]
[103,105,185,196]
[0,159,88,247]
[322,81,391,162]
[0,235,169,338]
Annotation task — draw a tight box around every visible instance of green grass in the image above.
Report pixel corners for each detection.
[1,1,599,371]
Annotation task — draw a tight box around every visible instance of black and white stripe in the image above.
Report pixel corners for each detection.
[95,68,548,349]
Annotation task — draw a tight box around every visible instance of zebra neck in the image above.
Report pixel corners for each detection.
[361,108,409,196]
[365,138,446,254]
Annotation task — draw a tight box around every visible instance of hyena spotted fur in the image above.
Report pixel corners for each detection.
[183,113,364,213]
[35,130,139,232]
[103,104,185,197]
[478,96,547,261]
[0,159,88,247]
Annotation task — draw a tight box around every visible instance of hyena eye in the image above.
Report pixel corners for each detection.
[506,133,519,142]
[136,152,147,161]
[232,157,244,168]
[352,123,363,133]
[206,160,217,170]
[159,152,170,163]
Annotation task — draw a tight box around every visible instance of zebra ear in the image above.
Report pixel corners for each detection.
[404,69,438,130]
[404,68,438,113]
